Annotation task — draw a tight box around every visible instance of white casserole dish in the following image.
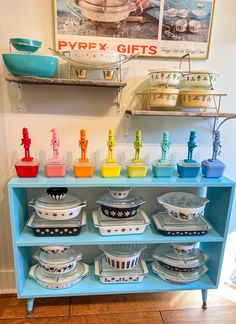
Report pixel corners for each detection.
[180,90,213,109]
[144,87,179,109]
[92,209,150,236]
[95,255,148,283]
[148,70,182,87]
[180,71,219,89]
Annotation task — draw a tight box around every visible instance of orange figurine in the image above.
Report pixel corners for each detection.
[79,129,89,163]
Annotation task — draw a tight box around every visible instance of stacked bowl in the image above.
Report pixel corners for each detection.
[93,187,150,236]
[95,244,148,283]
[151,243,209,284]
[29,246,89,289]
[27,187,87,236]
[153,192,212,236]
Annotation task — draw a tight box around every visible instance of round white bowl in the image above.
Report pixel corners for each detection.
[170,243,197,255]
[148,70,182,87]
[180,90,213,109]
[144,87,179,109]
[107,187,131,199]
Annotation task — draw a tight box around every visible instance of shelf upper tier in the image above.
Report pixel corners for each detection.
[125,109,236,119]
[8,171,235,188]
[5,75,127,88]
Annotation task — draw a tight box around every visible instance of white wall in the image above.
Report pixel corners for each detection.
[0,0,236,292]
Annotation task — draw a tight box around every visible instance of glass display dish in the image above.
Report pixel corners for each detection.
[95,255,148,284]
[97,193,145,218]
[152,212,212,236]
[29,262,89,289]
[99,244,146,270]
[151,262,208,284]
[27,212,86,236]
[33,248,82,274]
[157,192,209,221]
[92,209,150,236]
[153,244,209,272]
[28,193,86,220]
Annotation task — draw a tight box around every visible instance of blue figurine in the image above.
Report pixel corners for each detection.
[201,131,225,178]
[177,131,201,178]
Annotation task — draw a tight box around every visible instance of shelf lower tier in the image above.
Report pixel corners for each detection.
[19,265,216,299]
[16,217,223,246]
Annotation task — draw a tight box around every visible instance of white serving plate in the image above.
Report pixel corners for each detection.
[29,262,89,289]
[92,209,150,236]
[95,255,148,283]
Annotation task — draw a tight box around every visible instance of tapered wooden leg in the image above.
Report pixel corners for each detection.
[27,298,34,317]
[201,289,208,310]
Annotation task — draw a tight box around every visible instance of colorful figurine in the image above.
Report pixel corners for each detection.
[185,131,197,163]
[160,132,171,163]
[177,131,200,178]
[49,128,61,163]
[152,132,174,178]
[201,131,225,178]
[79,129,89,163]
[21,127,33,162]
[133,130,143,163]
[106,129,117,163]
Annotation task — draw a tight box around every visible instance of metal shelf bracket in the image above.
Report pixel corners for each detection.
[124,113,132,137]
[17,83,22,112]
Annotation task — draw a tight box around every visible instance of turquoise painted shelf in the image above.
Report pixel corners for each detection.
[16,217,224,246]
[8,173,235,314]
[20,265,216,299]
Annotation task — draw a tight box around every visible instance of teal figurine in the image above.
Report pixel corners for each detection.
[177,131,200,178]
[201,131,225,178]
[152,132,175,178]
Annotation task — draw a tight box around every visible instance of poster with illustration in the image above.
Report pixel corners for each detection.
[54,0,215,58]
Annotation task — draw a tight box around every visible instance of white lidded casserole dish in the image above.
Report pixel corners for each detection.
[92,209,150,236]
[33,248,82,274]
[157,192,209,221]
[99,244,146,270]
[151,262,208,284]
[29,262,89,289]
[144,87,179,109]
[28,193,86,220]
[95,255,148,284]
[180,71,219,89]
[148,70,182,87]
[180,90,213,109]
[39,245,71,255]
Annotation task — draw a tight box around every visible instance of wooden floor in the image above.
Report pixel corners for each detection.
[0,289,236,324]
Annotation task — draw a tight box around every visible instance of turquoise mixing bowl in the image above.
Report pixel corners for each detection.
[2,54,58,77]
[10,38,42,53]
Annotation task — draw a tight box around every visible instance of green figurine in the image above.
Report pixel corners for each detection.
[160,132,171,163]
[185,131,197,163]
[133,130,143,163]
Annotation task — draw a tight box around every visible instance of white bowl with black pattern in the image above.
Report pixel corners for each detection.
[40,246,71,255]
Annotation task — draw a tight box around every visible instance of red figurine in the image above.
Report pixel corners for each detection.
[21,128,33,162]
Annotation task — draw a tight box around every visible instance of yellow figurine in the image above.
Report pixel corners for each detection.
[106,129,117,163]
[79,129,89,163]
[133,130,143,163]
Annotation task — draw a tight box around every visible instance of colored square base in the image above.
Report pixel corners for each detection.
[15,164,39,177]
[44,164,67,177]
[177,163,200,178]
[73,164,94,177]
[152,163,174,178]
[127,164,148,178]
[101,165,121,178]
[201,160,225,178]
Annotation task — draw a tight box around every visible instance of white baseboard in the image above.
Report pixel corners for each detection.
[0,270,16,294]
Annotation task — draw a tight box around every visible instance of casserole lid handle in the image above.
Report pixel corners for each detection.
[28,265,37,279]
[32,249,40,261]
[140,260,149,275]
[92,211,99,227]
[81,263,89,278]
[28,201,36,208]
[94,258,101,276]
[81,212,87,226]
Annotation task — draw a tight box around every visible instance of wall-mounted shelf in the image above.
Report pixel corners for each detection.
[125,109,236,136]
[5,75,127,113]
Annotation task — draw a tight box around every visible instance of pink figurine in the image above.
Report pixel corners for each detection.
[49,128,61,163]
[21,128,33,162]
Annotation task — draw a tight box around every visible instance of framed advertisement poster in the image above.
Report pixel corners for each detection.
[54,0,215,59]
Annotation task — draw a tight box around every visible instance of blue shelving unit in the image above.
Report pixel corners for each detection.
[8,173,235,314]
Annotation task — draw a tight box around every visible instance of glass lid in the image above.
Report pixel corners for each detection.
[100,244,146,257]
[152,262,208,281]
[34,262,85,285]
[155,212,212,231]
[34,248,81,265]
[97,207,145,225]
[153,245,209,268]
[27,212,82,228]
[98,255,144,276]
[97,193,145,208]
[33,194,81,210]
